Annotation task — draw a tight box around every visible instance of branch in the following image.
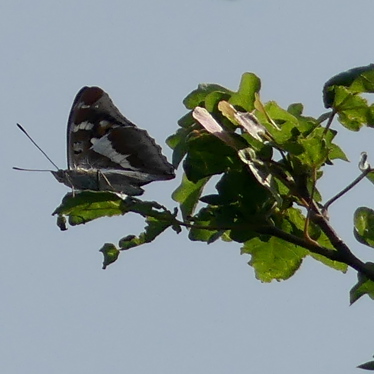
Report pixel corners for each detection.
[258,225,339,259]
[172,217,340,262]
[323,168,372,212]
[322,110,336,135]
[309,200,374,281]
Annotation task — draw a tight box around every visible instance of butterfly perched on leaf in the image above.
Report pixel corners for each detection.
[16,87,175,196]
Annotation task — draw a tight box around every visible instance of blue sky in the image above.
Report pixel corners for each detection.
[2,0,374,373]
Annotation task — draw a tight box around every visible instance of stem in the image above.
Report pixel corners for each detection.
[172,218,338,260]
[170,207,374,281]
[258,225,339,259]
[323,168,372,212]
[322,110,336,135]
[308,200,374,281]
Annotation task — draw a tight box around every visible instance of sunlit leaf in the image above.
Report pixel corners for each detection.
[118,216,173,250]
[53,192,177,230]
[309,252,348,272]
[323,64,374,108]
[100,243,120,269]
[354,207,374,248]
[323,65,374,130]
[53,191,129,227]
[333,86,369,130]
[328,143,349,162]
[183,83,232,109]
[204,91,231,112]
[241,236,307,282]
[229,72,261,111]
[261,101,299,136]
[298,136,328,168]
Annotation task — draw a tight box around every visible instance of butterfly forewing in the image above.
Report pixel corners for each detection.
[54,86,175,195]
[67,86,134,169]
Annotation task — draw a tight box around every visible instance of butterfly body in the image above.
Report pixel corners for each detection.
[51,86,175,195]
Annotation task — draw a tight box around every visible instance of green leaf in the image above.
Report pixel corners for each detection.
[183,132,239,182]
[366,171,374,186]
[358,360,374,370]
[177,111,195,128]
[287,103,304,117]
[53,192,178,231]
[241,236,307,282]
[323,65,374,129]
[311,127,348,163]
[287,103,321,136]
[183,83,232,110]
[215,168,274,217]
[350,263,374,304]
[229,72,261,111]
[328,143,349,162]
[298,136,328,168]
[354,207,374,248]
[172,174,210,220]
[204,91,231,112]
[53,191,130,227]
[309,252,348,273]
[188,206,226,243]
[189,224,222,243]
[100,243,120,269]
[166,127,191,168]
[323,64,374,108]
[333,86,369,130]
[256,101,300,144]
[118,216,173,250]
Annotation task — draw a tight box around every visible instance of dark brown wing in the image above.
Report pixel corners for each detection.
[66,86,175,183]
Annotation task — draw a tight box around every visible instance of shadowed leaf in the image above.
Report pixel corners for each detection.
[350,263,374,304]
[358,360,374,370]
[172,173,209,220]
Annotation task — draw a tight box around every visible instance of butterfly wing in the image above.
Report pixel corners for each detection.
[66,86,175,192]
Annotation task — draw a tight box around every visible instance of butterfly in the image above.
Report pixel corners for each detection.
[17,87,175,196]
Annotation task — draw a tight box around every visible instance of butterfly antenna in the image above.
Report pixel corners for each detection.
[16,123,59,170]
[13,167,54,172]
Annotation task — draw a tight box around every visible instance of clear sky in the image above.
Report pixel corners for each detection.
[2,0,374,373]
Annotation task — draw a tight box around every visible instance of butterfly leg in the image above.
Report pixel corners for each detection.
[96,170,115,192]
[64,172,76,197]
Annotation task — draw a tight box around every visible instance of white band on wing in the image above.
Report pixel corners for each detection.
[91,134,136,170]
